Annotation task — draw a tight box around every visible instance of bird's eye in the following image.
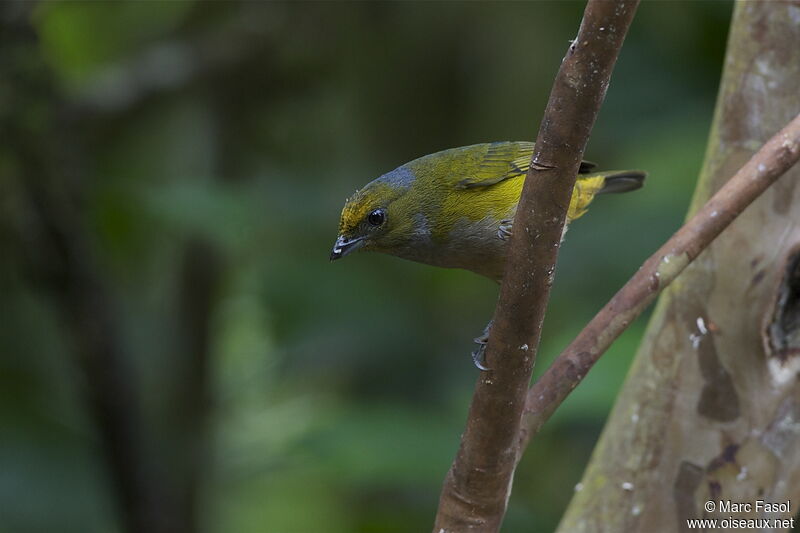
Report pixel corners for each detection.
[367,209,386,226]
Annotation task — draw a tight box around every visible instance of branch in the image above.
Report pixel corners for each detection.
[433,1,639,531]
[519,110,800,450]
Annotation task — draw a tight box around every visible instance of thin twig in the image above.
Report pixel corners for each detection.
[433,1,640,531]
[518,111,800,451]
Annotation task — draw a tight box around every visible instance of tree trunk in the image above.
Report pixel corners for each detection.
[558,2,800,531]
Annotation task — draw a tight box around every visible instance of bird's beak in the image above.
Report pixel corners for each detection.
[330,235,364,261]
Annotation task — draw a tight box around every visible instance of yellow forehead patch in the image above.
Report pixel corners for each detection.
[338,183,389,235]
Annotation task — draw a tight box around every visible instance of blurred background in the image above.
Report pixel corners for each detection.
[0,1,732,532]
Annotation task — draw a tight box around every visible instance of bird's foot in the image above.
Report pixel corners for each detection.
[471,344,490,371]
[497,220,513,241]
[471,321,493,371]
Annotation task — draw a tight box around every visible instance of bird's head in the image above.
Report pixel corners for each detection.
[330,165,420,261]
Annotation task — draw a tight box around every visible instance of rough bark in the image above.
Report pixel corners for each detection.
[433,2,639,531]
[519,110,800,447]
[557,2,800,531]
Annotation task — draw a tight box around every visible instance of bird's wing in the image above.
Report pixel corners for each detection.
[454,142,596,189]
[579,160,597,173]
[453,142,532,189]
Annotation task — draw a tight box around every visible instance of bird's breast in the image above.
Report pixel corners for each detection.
[393,211,511,281]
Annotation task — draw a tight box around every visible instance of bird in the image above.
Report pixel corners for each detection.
[331,141,645,368]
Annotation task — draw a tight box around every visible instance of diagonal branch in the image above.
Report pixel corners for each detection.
[518,110,800,451]
[433,1,640,531]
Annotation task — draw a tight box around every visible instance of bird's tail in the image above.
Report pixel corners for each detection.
[596,170,647,195]
[568,170,646,221]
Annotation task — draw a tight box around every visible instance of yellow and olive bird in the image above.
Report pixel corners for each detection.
[331,141,644,368]
[331,141,644,281]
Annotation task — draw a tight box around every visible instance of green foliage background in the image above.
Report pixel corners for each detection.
[1,1,731,532]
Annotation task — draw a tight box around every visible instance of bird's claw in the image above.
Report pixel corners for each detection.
[471,345,491,371]
[497,219,513,241]
[471,321,493,371]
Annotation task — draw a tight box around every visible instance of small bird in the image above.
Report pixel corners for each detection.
[331,141,645,367]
